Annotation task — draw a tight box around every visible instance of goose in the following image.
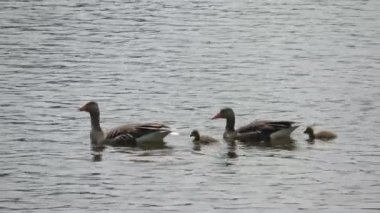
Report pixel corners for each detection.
[212,107,298,142]
[79,101,171,147]
[190,130,218,145]
[304,126,337,141]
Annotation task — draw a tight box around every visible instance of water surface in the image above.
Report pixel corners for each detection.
[0,0,379,212]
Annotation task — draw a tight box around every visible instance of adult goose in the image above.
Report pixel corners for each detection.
[190,130,219,145]
[79,101,172,147]
[212,107,298,142]
[304,126,337,142]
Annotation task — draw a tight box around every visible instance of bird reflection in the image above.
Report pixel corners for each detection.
[192,143,201,151]
[225,136,297,152]
[91,145,105,162]
[92,153,102,162]
[266,136,297,150]
[224,138,238,158]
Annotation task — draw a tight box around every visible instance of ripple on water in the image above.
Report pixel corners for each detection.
[0,0,380,212]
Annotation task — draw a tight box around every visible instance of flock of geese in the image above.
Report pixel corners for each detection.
[79,101,337,149]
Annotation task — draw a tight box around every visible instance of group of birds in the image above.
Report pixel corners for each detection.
[79,101,337,149]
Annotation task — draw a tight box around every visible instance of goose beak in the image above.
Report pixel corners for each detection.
[78,106,86,112]
[211,113,222,119]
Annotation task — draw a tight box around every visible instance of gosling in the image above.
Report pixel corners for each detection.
[304,126,337,141]
[190,130,218,145]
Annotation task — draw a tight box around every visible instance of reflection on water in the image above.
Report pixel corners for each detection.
[226,142,239,159]
[192,143,201,151]
[137,141,169,150]
[90,145,106,162]
[224,136,297,150]
[91,153,103,162]
[267,137,297,151]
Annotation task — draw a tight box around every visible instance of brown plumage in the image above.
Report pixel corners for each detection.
[79,101,171,147]
[304,126,337,141]
[212,107,298,142]
[190,130,218,144]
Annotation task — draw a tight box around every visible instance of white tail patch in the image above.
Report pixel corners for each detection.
[170,131,180,136]
[270,126,299,140]
[136,131,171,144]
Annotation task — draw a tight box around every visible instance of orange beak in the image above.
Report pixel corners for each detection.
[211,112,222,119]
[78,105,87,112]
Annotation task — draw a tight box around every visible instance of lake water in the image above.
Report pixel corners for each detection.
[0,0,379,212]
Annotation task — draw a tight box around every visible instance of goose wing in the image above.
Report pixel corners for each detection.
[105,122,171,144]
[237,120,296,134]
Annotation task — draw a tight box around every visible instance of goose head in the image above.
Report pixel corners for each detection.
[190,130,200,140]
[212,107,235,120]
[79,101,99,113]
[304,126,314,135]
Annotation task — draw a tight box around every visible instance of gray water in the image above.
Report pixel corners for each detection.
[1,0,379,212]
